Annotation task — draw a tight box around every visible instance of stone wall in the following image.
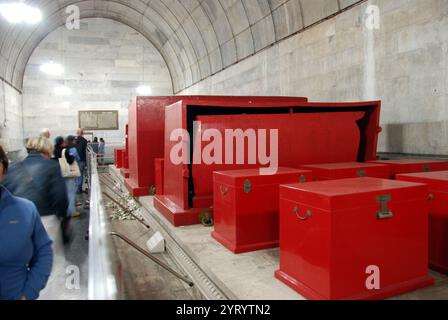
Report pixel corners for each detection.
[0,80,24,154]
[180,0,448,156]
[22,18,173,149]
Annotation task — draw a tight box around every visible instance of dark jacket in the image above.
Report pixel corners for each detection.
[54,146,75,165]
[0,185,53,300]
[76,136,88,162]
[3,153,68,219]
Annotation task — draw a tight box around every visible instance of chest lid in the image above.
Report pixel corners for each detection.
[396,171,448,192]
[214,167,312,188]
[370,159,448,172]
[300,162,389,177]
[280,177,428,212]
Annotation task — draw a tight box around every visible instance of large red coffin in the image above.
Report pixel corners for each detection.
[154,158,164,195]
[275,177,433,300]
[114,148,124,169]
[212,168,313,254]
[369,159,448,178]
[300,162,391,181]
[120,124,130,178]
[155,100,382,226]
[125,96,308,197]
[396,171,448,274]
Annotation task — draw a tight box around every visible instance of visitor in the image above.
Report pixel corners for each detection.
[98,138,105,165]
[3,137,68,221]
[76,129,88,194]
[40,128,50,140]
[65,136,81,218]
[0,145,53,300]
[91,137,99,154]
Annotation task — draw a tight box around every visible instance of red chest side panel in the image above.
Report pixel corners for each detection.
[397,171,448,273]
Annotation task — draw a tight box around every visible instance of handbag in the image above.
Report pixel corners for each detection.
[59,149,81,178]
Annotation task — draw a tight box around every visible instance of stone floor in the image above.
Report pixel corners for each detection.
[39,193,89,301]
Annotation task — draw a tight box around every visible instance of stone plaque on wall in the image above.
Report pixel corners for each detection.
[79,110,119,131]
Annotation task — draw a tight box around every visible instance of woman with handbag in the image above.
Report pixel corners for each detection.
[55,136,81,218]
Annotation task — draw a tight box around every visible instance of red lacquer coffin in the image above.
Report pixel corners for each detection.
[125,97,183,196]
[369,159,448,178]
[276,177,434,300]
[300,162,391,181]
[125,96,308,197]
[154,158,164,196]
[155,99,381,226]
[212,168,313,254]
[396,171,448,274]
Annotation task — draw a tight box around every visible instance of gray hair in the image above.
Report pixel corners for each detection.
[26,137,54,156]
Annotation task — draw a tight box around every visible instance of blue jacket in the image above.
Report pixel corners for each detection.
[0,185,53,300]
[3,153,68,219]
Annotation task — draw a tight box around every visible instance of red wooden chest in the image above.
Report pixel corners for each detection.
[114,149,124,169]
[125,96,308,197]
[154,158,164,195]
[276,177,433,300]
[300,162,391,181]
[120,124,130,178]
[155,100,382,226]
[396,171,448,274]
[368,159,448,178]
[212,168,313,254]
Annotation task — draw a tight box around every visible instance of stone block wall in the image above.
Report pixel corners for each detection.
[180,0,448,156]
[22,18,173,150]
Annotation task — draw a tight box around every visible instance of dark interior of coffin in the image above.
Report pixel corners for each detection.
[185,104,379,208]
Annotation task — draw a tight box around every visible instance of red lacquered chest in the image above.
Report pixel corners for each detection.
[276,177,433,300]
[114,149,124,169]
[369,159,448,178]
[120,124,130,178]
[300,162,391,181]
[212,168,313,254]
[396,171,448,274]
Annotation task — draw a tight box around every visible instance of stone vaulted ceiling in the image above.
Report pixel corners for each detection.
[0,0,363,93]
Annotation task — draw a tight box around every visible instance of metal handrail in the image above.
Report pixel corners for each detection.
[87,145,118,300]
[109,232,194,287]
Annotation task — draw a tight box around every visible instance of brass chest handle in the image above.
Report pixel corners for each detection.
[376,194,394,220]
[294,207,312,220]
[357,170,367,177]
[244,179,252,194]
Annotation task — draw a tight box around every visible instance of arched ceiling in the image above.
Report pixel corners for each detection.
[0,0,362,93]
